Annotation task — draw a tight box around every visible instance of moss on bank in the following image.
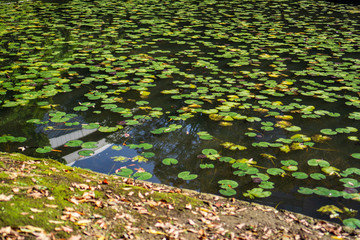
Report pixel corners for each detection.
[0,152,359,240]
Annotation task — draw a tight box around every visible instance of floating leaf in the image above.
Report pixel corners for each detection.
[298,187,314,195]
[202,149,220,160]
[197,131,213,140]
[142,152,155,158]
[218,180,239,189]
[243,188,271,199]
[35,146,53,153]
[321,166,340,176]
[292,172,308,179]
[133,172,152,180]
[78,150,94,157]
[98,126,119,132]
[310,173,326,180]
[82,123,100,129]
[200,163,214,169]
[351,153,360,159]
[320,129,337,135]
[116,168,134,178]
[132,155,148,163]
[259,181,274,189]
[112,145,123,151]
[219,188,237,196]
[339,178,360,188]
[81,142,97,149]
[307,159,330,167]
[267,168,285,176]
[162,158,178,166]
[112,156,128,162]
[343,218,360,229]
[178,171,198,181]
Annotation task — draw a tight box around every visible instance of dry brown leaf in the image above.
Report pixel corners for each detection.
[236,223,245,229]
[146,229,166,235]
[68,235,82,240]
[61,226,73,233]
[20,225,45,234]
[68,197,79,205]
[30,208,44,213]
[12,188,20,193]
[44,204,58,208]
[75,219,92,226]
[0,226,12,234]
[48,220,64,224]
[188,219,196,226]
[0,194,13,201]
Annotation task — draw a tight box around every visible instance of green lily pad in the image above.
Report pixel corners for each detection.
[178,171,198,181]
[320,129,337,135]
[197,131,213,140]
[35,146,53,153]
[81,142,98,149]
[133,172,152,180]
[243,188,271,199]
[200,163,214,169]
[292,172,309,179]
[297,187,314,195]
[259,181,275,189]
[219,188,237,196]
[65,140,83,147]
[310,173,326,180]
[82,123,100,129]
[339,178,360,188]
[343,218,360,229]
[162,158,178,165]
[267,168,285,176]
[78,150,94,157]
[116,168,134,178]
[307,159,330,167]
[218,180,239,189]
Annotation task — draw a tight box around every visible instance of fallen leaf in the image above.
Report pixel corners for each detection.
[30,208,44,213]
[188,219,197,226]
[102,179,109,185]
[0,226,11,234]
[75,219,92,226]
[48,220,64,224]
[44,204,58,208]
[61,226,73,233]
[20,225,45,234]
[68,235,82,240]
[0,194,13,201]
[146,229,166,235]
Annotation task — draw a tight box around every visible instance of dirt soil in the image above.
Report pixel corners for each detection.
[0,152,359,240]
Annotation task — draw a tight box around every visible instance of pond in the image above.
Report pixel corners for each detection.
[0,0,360,228]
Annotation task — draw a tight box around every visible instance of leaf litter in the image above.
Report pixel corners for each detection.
[1,153,360,239]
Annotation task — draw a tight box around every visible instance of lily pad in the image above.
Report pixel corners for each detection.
[133,172,152,180]
[178,171,198,181]
[162,158,178,166]
[35,146,53,153]
[78,150,94,157]
[343,218,360,229]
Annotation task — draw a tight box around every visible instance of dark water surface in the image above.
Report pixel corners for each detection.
[0,0,360,225]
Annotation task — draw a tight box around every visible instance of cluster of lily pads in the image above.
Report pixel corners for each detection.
[0,0,360,227]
